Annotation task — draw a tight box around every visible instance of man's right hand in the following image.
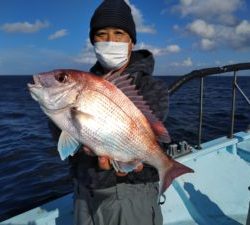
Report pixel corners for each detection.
[81,146,143,176]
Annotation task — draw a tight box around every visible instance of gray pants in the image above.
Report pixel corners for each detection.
[74,182,163,225]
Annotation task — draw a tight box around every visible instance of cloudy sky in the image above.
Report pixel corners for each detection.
[1,0,250,75]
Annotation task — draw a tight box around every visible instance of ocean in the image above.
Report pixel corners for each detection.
[0,75,249,221]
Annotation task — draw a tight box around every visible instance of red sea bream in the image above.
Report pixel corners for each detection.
[28,69,193,196]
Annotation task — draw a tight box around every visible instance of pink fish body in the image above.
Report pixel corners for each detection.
[28,69,193,196]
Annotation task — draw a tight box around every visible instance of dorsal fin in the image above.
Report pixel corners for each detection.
[120,85,137,93]
[136,104,151,111]
[103,70,118,81]
[125,90,139,96]
[116,79,133,89]
[103,72,171,143]
[112,74,130,85]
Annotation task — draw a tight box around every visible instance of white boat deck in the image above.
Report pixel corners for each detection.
[1,131,250,225]
[162,132,250,225]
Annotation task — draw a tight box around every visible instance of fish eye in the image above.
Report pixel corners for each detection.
[56,72,68,83]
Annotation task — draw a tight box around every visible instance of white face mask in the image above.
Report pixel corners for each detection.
[94,41,129,70]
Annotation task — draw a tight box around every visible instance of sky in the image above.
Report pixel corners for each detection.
[1,0,250,75]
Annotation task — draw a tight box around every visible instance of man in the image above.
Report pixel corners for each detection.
[51,0,169,224]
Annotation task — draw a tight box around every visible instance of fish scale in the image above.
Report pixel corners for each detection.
[87,78,156,138]
[78,83,160,163]
[76,89,145,161]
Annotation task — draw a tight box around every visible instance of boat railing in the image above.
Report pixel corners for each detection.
[167,62,250,153]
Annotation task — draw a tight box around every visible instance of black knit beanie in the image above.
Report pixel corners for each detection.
[89,0,137,44]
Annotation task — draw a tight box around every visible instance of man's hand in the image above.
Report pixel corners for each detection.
[82,146,143,176]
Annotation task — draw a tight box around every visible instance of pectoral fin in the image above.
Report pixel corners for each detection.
[58,131,81,160]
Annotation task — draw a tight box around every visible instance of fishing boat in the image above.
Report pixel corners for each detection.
[1,63,250,225]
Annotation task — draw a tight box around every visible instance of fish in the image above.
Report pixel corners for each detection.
[27,69,193,196]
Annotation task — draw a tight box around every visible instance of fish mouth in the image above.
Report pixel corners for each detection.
[27,75,43,101]
[27,75,42,89]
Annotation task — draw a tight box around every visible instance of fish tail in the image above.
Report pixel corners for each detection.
[158,155,194,197]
